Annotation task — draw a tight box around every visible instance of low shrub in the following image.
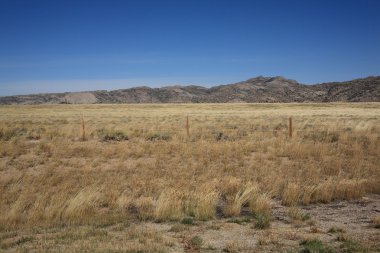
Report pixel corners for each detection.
[189,235,203,249]
[299,239,334,253]
[181,217,194,225]
[254,213,270,229]
[146,133,171,141]
[96,128,129,141]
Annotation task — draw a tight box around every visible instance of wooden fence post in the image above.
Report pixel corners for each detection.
[288,116,293,138]
[81,115,86,141]
[186,115,190,138]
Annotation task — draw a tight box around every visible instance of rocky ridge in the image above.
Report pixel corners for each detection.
[0,76,379,104]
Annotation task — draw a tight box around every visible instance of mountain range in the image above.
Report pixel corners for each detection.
[0,76,379,104]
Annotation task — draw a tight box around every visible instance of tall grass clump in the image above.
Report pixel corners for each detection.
[222,182,258,217]
[63,186,107,225]
[249,193,272,229]
[184,185,219,220]
[135,197,155,221]
[155,190,184,221]
[282,183,301,206]
[249,193,272,217]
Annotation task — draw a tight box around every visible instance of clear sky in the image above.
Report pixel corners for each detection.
[0,0,379,95]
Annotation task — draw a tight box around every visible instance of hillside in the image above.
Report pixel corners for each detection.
[0,76,379,104]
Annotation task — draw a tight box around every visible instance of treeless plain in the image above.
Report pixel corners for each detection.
[0,103,379,252]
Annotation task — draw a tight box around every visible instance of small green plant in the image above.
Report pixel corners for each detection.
[303,213,311,221]
[181,217,194,225]
[15,236,34,246]
[169,224,188,232]
[299,239,334,253]
[254,213,270,229]
[227,216,251,224]
[189,235,203,250]
[206,244,217,250]
[206,224,221,230]
[339,239,368,253]
[96,128,129,141]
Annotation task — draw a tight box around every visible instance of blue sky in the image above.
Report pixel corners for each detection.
[0,0,379,95]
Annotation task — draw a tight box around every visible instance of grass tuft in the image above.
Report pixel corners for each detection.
[155,190,183,221]
[299,239,334,253]
[223,182,258,217]
[371,216,380,228]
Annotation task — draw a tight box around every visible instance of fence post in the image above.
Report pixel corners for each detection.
[186,115,190,138]
[288,116,293,138]
[81,114,86,141]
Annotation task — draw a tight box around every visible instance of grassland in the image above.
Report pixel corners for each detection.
[0,103,379,252]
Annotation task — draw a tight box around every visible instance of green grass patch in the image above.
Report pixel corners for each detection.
[299,239,334,253]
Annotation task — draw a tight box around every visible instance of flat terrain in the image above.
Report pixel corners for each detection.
[0,103,379,252]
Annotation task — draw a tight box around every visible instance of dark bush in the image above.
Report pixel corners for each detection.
[145,133,171,141]
[96,128,129,141]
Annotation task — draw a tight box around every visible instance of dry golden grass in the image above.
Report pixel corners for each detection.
[155,190,184,221]
[223,182,257,217]
[249,193,272,217]
[0,103,379,230]
[371,215,380,228]
[184,184,219,220]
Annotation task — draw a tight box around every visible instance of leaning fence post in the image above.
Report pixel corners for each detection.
[186,115,190,138]
[288,116,293,138]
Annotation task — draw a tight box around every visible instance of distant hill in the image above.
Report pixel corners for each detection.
[0,76,379,104]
